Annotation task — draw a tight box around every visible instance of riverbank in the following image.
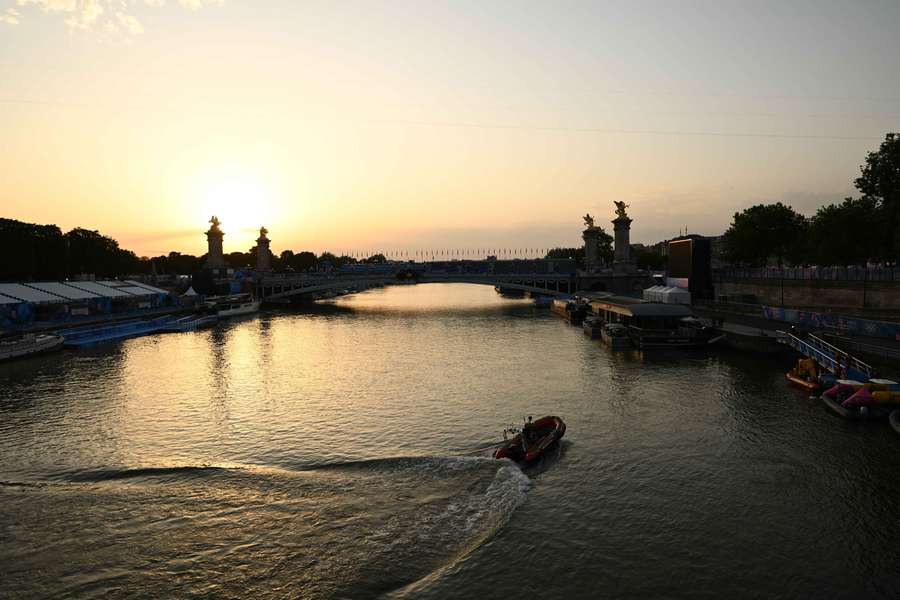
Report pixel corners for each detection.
[694,303,900,370]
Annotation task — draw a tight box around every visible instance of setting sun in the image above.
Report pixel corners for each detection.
[192,173,275,249]
[2,2,900,599]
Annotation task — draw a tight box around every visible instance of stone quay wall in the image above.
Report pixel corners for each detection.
[715,278,899,311]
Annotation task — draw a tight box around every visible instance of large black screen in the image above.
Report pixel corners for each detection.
[668,239,692,278]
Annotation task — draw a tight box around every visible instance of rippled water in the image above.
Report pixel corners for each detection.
[2,284,899,599]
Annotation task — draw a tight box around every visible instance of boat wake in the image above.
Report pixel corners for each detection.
[1,456,529,599]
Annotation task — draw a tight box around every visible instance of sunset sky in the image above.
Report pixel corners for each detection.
[2,1,899,257]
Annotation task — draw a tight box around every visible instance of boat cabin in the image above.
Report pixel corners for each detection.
[588,296,720,349]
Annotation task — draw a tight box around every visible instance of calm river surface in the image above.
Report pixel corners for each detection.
[2,284,899,599]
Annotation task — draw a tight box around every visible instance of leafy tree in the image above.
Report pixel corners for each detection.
[546,228,613,268]
[0,218,66,280]
[149,251,202,275]
[277,250,319,272]
[545,247,586,269]
[224,251,253,269]
[597,229,615,264]
[545,247,582,260]
[569,227,615,264]
[855,133,900,259]
[317,252,357,269]
[279,250,295,271]
[318,251,338,270]
[807,197,883,265]
[64,227,140,277]
[292,251,318,272]
[722,203,807,266]
[362,253,387,264]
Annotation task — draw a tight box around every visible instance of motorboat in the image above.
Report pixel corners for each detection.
[203,294,261,318]
[493,415,566,463]
[0,333,64,362]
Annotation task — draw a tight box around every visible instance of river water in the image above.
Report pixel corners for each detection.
[1,284,898,599]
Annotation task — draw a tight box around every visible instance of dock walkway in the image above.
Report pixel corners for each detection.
[777,331,874,381]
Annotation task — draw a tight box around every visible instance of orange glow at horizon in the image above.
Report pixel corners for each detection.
[2,2,896,258]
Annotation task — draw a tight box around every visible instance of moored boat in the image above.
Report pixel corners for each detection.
[820,380,898,420]
[0,333,64,362]
[890,410,900,436]
[203,294,261,318]
[786,358,822,392]
[822,392,862,420]
[494,415,566,463]
[787,372,821,392]
[551,298,587,325]
[59,317,177,348]
[589,296,722,349]
[601,323,631,350]
[582,315,602,339]
[159,315,218,333]
[531,295,553,308]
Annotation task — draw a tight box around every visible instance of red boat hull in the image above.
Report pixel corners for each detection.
[493,415,566,463]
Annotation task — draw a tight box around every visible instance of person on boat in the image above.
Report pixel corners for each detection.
[523,416,536,444]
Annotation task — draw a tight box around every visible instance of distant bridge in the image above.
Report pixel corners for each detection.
[254,259,578,301]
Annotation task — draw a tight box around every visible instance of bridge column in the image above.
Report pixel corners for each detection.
[205,216,226,270]
[256,226,272,272]
[583,226,602,273]
[612,209,636,273]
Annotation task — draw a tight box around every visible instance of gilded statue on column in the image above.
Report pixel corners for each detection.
[583,213,595,229]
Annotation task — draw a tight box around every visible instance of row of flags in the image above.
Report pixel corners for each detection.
[329,249,557,260]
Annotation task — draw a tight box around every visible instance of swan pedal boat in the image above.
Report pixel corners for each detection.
[493,416,566,463]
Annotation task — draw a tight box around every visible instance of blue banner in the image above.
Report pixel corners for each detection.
[762,306,900,341]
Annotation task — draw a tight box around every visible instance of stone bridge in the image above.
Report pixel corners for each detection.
[256,267,578,301]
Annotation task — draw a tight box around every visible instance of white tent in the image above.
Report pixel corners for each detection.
[660,286,691,305]
[181,287,199,297]
[642,285,665,302]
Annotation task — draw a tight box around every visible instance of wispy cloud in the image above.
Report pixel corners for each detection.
[6,0,221,34]
[0,7,19,24]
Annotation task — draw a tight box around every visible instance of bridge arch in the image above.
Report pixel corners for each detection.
[257,273,575,302]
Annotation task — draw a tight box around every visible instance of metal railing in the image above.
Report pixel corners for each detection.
[777,330,874,379]
[715,266,899,282]
[820,334,900,363]
[806,332,874,377]
[693,299,764,314]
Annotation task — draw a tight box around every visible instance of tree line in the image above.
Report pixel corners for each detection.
[723,133,899,267]
[0,220,143,281]
[0,222,397,280]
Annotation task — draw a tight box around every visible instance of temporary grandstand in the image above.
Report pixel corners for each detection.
[0,280,176,331]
